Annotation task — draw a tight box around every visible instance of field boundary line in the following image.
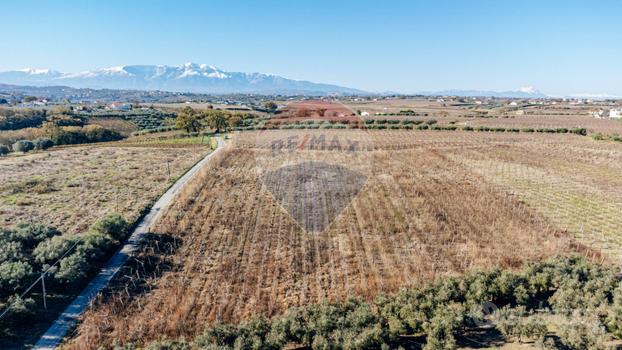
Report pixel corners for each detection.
[33,136,225,350]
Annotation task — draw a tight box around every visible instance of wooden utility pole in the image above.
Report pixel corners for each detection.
[41,273,47,310]
[167,161,171,182]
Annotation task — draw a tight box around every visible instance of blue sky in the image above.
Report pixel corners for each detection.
[1,0,621,95]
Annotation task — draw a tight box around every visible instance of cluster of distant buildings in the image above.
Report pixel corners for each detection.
[591,109,621,119]
[106,102,132,111]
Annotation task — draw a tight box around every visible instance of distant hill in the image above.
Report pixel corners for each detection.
[419,87,548,98]
[0,63,364,96]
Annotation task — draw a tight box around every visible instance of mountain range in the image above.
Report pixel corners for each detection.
[0,63,363,95]
[0,63,560,98]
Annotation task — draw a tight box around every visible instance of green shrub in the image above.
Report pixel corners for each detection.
[90,214,129,241]
[0,145,9,156]
[195,322,238,348]
[571,128,587,136]
[2,294,36,324]
[423,303,464,350]
[33,235,75,265]
[462,126,474,131]
[556,128,569,134]
[0,241,25,263]
[54,251,89,284]
[606,285,622,337]
[12,140,35,153]
[427,119,438,125]
[494,306,547,343]
[0,261,34,295]
[557,316,610,350]
[521,128,535,133]
[34,137,54,150]
[79,232,116,260]
[417,124,429,130]
[11,223,60,249]
[591,132,607,140]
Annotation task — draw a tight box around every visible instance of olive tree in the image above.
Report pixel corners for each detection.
[34,137,54,150]
[12,140,35,153]
[175,106,201,133]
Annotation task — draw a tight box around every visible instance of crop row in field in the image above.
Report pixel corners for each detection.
[449,143,622,260]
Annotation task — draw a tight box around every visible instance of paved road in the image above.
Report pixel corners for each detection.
[34,137,225,350]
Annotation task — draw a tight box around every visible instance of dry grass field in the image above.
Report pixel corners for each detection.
[63,129,622,348]
[0,141,212,235]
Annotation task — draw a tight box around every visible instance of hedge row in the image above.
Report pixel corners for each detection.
[232,123,587,136]
[0,125,124,156]
[0,109,47,131]
[123,255,622,350]
[592,132,622,143]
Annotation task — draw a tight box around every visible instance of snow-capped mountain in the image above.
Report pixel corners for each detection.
[0,63,363,95]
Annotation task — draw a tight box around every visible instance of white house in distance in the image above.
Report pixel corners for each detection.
[592,109,622,119]
[360,111,370,117]
[107,102,132,111]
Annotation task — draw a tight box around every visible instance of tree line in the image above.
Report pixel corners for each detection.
[114,255,622,350]
[175,106,260,134]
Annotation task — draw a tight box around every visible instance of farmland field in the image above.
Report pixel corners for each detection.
[0,139,213,235]
[0,136,214,349]
[65,128,622,348]
[343,97,622,134]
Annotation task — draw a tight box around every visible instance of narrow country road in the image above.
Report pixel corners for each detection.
[33,136,226,350]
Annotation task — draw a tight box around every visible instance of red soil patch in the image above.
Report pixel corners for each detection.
[266,100,361,126]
